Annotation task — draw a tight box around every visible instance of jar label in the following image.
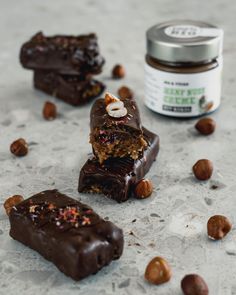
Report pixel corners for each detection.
[164,25,223,38]
[144,61,222,117]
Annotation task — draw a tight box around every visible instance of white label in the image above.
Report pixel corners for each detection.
[165,25,223,38]
[145,61,222,117]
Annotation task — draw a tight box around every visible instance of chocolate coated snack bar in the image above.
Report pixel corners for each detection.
[34,71,105,106]
[20,32,105,75]
[79,127,159,202]
[9,190,124,280]
[90,97,147,163]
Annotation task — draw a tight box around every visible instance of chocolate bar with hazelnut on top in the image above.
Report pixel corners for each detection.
[20,32,105,75]
[34,70,105,106]
[79,127,159,202]
[90,95,147,164]
[8,190,124,281]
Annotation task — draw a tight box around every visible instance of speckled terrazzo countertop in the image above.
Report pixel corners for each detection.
[0,0,236,294]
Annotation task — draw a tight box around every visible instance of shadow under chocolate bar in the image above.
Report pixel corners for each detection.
[9,190,124,281]
[20,32,105,75]
[34,70,105,106]
[79,127,159,202]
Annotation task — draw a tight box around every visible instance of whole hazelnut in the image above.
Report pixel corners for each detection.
[10,138,28,157]
[195,117,216,135]
[181,274,209,295]
[207,215,232,240]
[112,64,125,79]
[4,195,24,215]
[192,159,213,181]
[145,256,172,285]
[118,86,133,99]
[43,101,57,120]
[135,179,153,199]
[104,92,119,105]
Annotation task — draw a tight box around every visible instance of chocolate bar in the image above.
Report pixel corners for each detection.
[79,127,159,202]
[20,32,105,75]
[90,97,147,164]
[34,71,105,106]
[9,190,124,280]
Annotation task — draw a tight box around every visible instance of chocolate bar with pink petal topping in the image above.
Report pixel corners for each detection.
[9,190,124,280]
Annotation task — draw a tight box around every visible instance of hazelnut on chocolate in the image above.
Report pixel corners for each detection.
[207,215,232,240]
[4,195,24,215]
[112,64,125,79]
[135,179,153,199]
[118,86,133,99]
[43,101,57,120]
[145,256,172,285]
[195,117,216,135]
[10,138,28,157]
[181,274,209,295]
[192,159,213,181]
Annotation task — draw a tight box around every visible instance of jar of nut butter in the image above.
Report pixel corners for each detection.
[145,20,223,118]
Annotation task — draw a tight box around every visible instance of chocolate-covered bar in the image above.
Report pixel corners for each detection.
[20,32,105,75]
[90,97,147,163]
[9,190,124,280]
[34,71,105,106]
[79,127,159,202]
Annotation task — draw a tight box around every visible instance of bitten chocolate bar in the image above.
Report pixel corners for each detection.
[90,97,147,164]
[9,190,124,280]
[34,71,105,106]
[20,32,105,75]
[79,127,159,202]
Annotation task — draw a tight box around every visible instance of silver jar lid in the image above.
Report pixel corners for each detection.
[146,20,223,63]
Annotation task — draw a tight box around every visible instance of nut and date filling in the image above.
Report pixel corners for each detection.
[90,127,147,164]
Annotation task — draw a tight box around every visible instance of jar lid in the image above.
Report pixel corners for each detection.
[146,20,223,63]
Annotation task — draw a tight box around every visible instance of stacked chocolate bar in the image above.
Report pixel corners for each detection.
[78,93,160,202]
[20,32,105,105]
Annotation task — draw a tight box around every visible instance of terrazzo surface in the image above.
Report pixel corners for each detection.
[0,0,236,294]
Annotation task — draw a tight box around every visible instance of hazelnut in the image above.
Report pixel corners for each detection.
[192,159,213,181]
[10,138,28,157]
[4,195,24,215]
[104,92,119,105]
[207,215,232,240]
[195,117,216,135]
[135,179,153,199]
[118,86,133,99]
[181,274,209,295]
[43,101,57,120]
[145,256,172,285]
[112,64,125,79]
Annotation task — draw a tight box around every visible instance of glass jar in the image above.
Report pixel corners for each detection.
[145,20,223,118]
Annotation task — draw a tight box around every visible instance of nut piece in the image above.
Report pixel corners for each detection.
[195,117,216,135]
[118,86,133,99]
[207,215,232,240]
[112,64,125,79]
[10,138,28,157]
[104,92,120,105]
[4,195,24,215]
[145,256,172,285]
[43,101,57,120]
[181,274,209,295]
[135,179,153,199]
[192,159,213,181]
[106,100,127,118]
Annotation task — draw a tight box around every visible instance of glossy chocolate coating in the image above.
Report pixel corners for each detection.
[20,32,105,75]
[79,127,159,202]
[9,190,124,280]
[34,71,105,106]
[90,97,142,132]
